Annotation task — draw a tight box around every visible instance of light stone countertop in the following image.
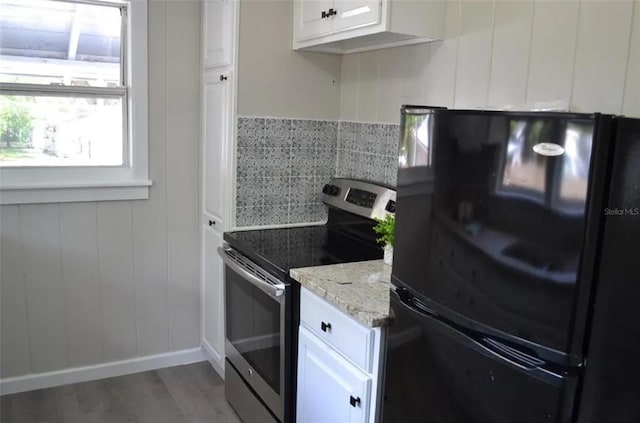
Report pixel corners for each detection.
[290,260,392,328]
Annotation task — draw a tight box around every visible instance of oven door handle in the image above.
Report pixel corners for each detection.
[217,247,286,298]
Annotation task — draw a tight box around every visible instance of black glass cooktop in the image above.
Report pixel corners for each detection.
[224,221,383,280]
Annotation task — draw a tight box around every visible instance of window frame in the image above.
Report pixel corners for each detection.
[0,0,150,205]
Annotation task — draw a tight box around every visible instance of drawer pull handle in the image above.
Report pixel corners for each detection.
[321,321,332,332]
[350,396,361,407]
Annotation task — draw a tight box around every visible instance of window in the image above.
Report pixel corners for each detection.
[0,0,149,204]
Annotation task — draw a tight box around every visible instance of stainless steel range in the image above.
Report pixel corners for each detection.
[219,178,397,423]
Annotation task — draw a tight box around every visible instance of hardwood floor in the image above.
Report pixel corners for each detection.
[0,362,242,423]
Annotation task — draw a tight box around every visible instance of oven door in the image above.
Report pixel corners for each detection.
[219,246,287,422]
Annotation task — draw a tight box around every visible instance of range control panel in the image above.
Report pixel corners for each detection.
[322,178,396,221]
[346,188,377,209]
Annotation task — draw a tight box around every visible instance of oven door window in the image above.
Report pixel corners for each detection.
[226,266,282,393]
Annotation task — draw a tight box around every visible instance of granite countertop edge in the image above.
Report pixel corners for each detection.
[289,260,392,328]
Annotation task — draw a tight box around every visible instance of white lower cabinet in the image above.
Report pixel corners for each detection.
[297,287,385,423]
[297,326,371,423]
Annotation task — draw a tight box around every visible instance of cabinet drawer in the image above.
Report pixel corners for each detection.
[300,287,374,371]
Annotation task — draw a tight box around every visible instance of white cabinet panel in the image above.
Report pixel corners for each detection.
[297,326,371,423]
[203,225,225,356]
[203,71,231,224]
[203,0,233,69]
[200,0,235,375]
[296,0,333,41]
[332,0,381,34]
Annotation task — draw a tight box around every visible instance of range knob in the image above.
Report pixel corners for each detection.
[322,184,341,196]
[385,199,397,213]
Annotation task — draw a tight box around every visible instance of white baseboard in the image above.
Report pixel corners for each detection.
[0,347,206,396]
[201,339,225,379]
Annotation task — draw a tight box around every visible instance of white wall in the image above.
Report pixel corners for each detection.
[237,0,342,119]
[0,0,201,379]
[340,0,640,123]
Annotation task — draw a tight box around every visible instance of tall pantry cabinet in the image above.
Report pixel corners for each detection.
[200,0,238,376]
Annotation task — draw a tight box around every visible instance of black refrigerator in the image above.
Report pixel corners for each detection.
[383,107,640,423]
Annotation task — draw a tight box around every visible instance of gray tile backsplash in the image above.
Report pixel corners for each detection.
[335,121,399,187]
[236,117,399,228]
[236,117,337,227]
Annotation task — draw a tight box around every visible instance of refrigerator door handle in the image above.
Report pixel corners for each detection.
[480,337,546,370]
[394,289,565,385]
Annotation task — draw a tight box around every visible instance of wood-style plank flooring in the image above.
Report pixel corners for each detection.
[0,362,242,423]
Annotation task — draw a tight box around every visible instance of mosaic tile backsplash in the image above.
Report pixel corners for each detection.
[236,117,338,227]
[236,117,400,228]
[335,121,399,187]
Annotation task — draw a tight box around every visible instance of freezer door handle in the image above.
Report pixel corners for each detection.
[480,337,546,370]
[393,288,566,385]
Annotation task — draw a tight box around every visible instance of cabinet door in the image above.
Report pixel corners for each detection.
[203,71,230,223]
[203,224,224,356]
[331,0,381,34]
[203,0,233,68]
[297,326,371,423]
[295,0,333,41]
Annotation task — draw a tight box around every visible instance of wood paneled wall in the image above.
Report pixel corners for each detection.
[0,1,201,378]
[340,0,640,123]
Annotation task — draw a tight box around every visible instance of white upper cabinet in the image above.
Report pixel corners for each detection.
[203,0,233,68]
[331,0,381,34]
[296,0,333,40]
[293,0,446,54]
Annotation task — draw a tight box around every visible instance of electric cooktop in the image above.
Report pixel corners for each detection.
[223,178,397,280]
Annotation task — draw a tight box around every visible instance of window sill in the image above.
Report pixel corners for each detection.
[0,180,153,205]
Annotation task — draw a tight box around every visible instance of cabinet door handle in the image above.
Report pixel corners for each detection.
[219,74,228,81]
[350,396,361,407]
[321,10,327,18]
[321,321,332,332]
[208,220,216,227]
[328,8,337,16]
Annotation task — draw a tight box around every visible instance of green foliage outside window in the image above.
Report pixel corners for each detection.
[0,98,34,148]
